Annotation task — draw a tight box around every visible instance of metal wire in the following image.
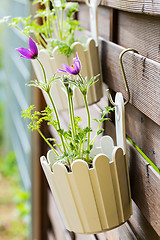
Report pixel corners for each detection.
[107,48,139,107]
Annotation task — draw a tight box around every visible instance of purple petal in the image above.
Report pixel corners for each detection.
[16,48,33,59]
[57,69,67,73]
[73,54,81,73]
[20,55,33,59]
[29,37,38,56]
[62,64,77,75]
[73,60,80,73]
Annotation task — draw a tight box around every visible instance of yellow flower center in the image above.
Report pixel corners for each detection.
[71,64,75,69]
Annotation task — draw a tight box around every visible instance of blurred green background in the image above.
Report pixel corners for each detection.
[0,0,33,239]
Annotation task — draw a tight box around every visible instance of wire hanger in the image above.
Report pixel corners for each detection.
[106,48,139,107]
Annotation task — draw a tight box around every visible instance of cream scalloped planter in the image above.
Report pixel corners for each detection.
[40,93,132,234]
[31,38,103,111]
[41,136,132,234]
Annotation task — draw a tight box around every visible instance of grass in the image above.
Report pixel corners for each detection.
[0,103,30,240]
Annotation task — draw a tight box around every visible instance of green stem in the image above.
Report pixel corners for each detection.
[34,33,41,45]
[52,15,58,39]
[68,96,75,139]
[70,95,76,135]
[57,12,62,40]
[55,6,62,41]
[67,89,78,151]
[53,138,63,154]
[82,132,87,160]
[64,138,71,152]
[47,92,67,154]
[91,112,106,146]
[61,8,64,40]
[78,73,84,84]
[37,58,67,154]
[37,129,59,156]
[51,0,62,40]
[83,94,90,161]
[36,58,47,84]
[47,0,52,38]
[79,140,82,159]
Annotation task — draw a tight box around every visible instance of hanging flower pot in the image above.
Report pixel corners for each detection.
[40,93,132,234]
[30,0,103,111]
[16,35,133,234]
[4,0,103,110]
[31,38,103,111]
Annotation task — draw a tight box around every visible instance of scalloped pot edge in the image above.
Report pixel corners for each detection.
[31,38,103,111]
[40,135,132,234]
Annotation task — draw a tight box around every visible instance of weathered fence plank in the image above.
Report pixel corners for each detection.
[105,121,160,236]
[128,140,160,236]
[118,11,160,63]
[101,0,160,16]
[78,4,110,41]
[125,103,160,169]
[76,0,160,16]
[100,39,160,127]
[78,3,90,30]
[129,201,160,240]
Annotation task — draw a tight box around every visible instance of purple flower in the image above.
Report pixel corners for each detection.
[16,37,38,59]
[57,52,81,75]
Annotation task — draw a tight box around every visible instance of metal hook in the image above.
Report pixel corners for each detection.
[107,48,139,107]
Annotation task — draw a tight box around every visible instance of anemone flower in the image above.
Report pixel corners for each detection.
[16,37,38,59]
[57,52,81,75]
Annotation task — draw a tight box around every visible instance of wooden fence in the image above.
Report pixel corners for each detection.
[32,1,160,239]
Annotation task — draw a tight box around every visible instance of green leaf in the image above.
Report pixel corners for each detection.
[99,118,110,123]
[97,129,104,135]
[92,118,99,123]
[90,144,93,150]
[57,128,64,135]
[70,142,75,150]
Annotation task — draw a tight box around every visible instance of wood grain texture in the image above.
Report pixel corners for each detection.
[125,103,160,169]
[129,201,160,240]
[97,6,110,41]
[78,4,110,40]
[128,140,160,236]
[100,39,160,127]
[105,121,160,236]
[96,222,138,240]
[78,3,90,30]
[94,201,160,239]
[101,0,160,16]
[118,11,160,63]
[75,0,160,16]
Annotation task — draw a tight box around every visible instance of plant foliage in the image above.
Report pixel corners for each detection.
[2,0,84,56]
